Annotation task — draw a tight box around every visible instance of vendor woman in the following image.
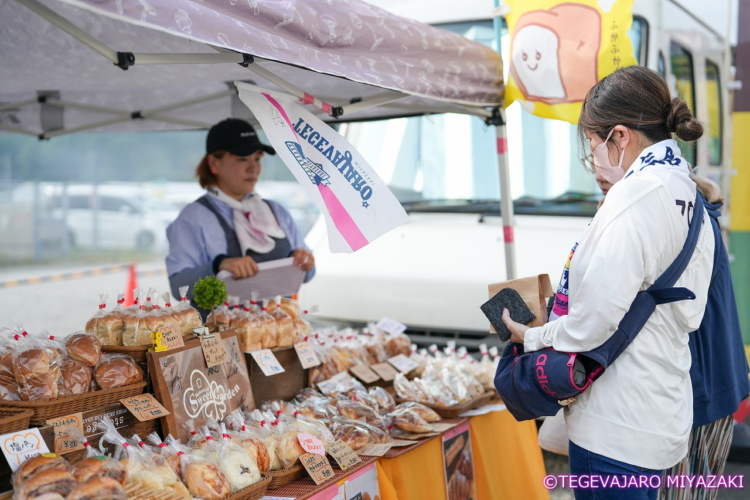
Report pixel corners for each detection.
[166,118,315,313]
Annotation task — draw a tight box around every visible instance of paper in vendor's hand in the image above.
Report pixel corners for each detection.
[486,274,553,334]
[217,256,305,302]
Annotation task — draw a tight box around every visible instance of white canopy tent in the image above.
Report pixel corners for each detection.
[0,0,516,276]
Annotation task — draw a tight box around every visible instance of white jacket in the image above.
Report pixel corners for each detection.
[524,140,715,469]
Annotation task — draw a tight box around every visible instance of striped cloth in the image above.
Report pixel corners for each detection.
[658,415,734,500]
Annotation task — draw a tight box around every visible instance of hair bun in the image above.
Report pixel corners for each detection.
[666,97,703,142]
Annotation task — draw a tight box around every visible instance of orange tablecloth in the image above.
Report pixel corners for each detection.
[377,409,549,500]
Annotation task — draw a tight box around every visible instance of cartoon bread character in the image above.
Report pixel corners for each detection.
[510,3,601,104]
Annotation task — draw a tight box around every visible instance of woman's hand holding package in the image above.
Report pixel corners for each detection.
[501,308,529,344]
[219,256,259,279]
[292,249,314,272]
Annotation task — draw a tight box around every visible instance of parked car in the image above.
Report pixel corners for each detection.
[48,186,179,251]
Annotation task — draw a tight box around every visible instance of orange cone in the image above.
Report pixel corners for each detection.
[124,264,137,306]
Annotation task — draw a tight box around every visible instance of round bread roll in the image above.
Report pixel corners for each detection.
[58,357,93,397]
[278,431,305,467]
[65,333,101,367]
[94,355,143,389]
[70,456,125,484]
[67,476,127,500]
[0,352,21,400]
[240,437,270,473]
[218,447,261,491]
[12,348,53,384]
[15,467,76,499]
[14,454,70,487]
[184,461,231,500]
[19,375,59,401]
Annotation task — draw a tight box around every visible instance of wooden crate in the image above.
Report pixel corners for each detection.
[246,346,309,406]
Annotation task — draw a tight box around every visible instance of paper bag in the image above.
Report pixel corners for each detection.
[487,274,554,333]
[147,330,254,443]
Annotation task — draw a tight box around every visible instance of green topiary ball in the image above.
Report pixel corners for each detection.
[192,276,228,311]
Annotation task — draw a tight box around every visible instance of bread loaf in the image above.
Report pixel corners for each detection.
[65,333,101,367]
[85,313,124,346]
[94,355,143,389]
[58,357,93,397]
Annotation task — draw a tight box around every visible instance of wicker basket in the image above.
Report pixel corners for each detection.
[225,474,271,500]
[102,344,151,364]
[0,408,34,434]
[267,462,306,489]
[0,381,147,425]
[424,391,494,418]
[124,484,185,500]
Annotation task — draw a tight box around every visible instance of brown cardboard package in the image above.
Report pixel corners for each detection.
[487,274,554,333]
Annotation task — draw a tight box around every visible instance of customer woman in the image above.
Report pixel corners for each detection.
[502,66,715,499]
[166,118,315,313]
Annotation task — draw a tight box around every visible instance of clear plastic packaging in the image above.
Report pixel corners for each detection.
[0,332,24,400]
[64,331,101,367]
[12,335,62,401]
[217,422,261,491]
[269,296,295,347]
[225,409,270,473]
[249,409,281,470]
[67,426,126,484]
[258,300,279,349]
[85,293,124,346]
[94,353,144,390]
[177,286,203,336]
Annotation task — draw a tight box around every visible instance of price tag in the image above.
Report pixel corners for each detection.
[250,349,285,376]
[349,364,380,384]
[200,335,228,367]
[0,428,51,471]
[160,325,185,350]
[300,452,335,485]
[376,317,407,336]
[325,440,361,470]
[357,443,393,457]
[46,413,84,454]
[370,362,398,381]
[294,342,321,369]
[387,354,419,373]
[120,394,171,422]
[297,433,325,456]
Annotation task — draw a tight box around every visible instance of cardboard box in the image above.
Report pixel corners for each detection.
[487,274,554,333]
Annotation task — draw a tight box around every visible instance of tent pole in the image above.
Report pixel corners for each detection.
[130,53,245,65]
[47,99,131,117]
[494,112,516,280]
[338,91,408,115]
[42,117,132,139]
[0,125,39,137]
[16,0,118,64]
[0,98,39,112]
[143,90,235,115]
[140,115,212,128]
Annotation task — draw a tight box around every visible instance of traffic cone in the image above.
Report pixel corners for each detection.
[124,264,137,307]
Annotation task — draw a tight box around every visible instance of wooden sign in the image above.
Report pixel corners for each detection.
[120,394,171,422]
[325,440,361,470]
[1,428,50,471]
[370,362,398,381]
[300,452,335,485]
[148,331,254,443]
[349,363,380,384]
[249,349,285,376]
[294,341,321,369]
[201,334,228,367]
[46,413,84,454]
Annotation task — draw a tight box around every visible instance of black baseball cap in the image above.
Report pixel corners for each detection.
[206,118,276,156]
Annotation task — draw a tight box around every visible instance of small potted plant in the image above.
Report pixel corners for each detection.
[192,276,228,333]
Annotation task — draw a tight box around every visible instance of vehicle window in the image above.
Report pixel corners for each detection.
[705,60,722,165]
[670,41,696,166]
[100,196,137,212]
[630,16,647,65]
[657,51,666,77]
[68,195,89,210]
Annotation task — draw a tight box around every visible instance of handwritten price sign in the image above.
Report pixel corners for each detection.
[370,362,398,381]
[325,440,361,470]
[376,317,407,336]
[1,428,51,471]
[250,349,285,376]
[120,394,171,422]
[46,413,84,454]
[160,325,185,350]
[300,452,335,485]
[297,433,325,456]
[200,335,228,367]
[294,342,321,369]
[387,354,419,374]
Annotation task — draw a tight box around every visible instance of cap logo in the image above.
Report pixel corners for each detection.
[240,131,256,137]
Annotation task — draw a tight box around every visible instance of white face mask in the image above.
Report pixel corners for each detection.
[592,128,626,184]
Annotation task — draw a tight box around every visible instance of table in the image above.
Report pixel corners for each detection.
[376,409,549,499]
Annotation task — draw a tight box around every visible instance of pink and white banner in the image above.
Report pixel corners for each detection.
[236,82,409,253]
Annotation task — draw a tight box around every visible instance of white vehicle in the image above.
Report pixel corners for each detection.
[301,0,734,349]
